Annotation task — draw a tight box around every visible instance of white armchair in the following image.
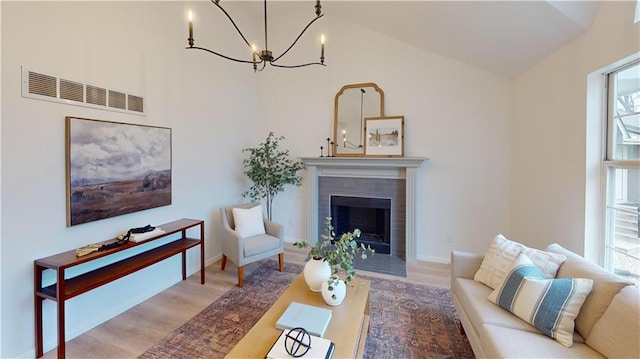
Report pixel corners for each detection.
[220,202,284,287]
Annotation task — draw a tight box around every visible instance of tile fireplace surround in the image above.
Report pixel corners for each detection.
[300,157,427,262]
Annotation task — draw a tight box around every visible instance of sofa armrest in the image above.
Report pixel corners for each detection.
[451,250,484,281]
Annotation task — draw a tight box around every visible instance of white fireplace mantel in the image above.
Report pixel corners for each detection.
[300,157,428,262]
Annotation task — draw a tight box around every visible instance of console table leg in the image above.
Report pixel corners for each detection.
[200,222,205,284]
[57,270,66,359]
[181,251,187,280]
[34,265,44,358]
[35,297,44,357]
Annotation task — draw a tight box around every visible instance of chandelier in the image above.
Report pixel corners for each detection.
[186,0,326,72]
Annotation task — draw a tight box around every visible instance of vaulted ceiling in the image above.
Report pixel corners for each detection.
[231,0,602,78]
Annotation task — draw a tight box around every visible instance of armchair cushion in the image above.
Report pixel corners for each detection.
[244,234,281,257]
[233,205,266,239]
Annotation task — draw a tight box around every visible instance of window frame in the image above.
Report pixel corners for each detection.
[602,59,640,280]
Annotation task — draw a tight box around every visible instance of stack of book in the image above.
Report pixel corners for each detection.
[267,302,335,358]
[265,329,335,359]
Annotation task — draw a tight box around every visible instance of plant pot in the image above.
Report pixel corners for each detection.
[303,257,331,292]
[321,277,347,306]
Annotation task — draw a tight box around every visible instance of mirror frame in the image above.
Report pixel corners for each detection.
[333,83,385,157]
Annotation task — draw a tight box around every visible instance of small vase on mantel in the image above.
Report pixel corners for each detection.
[321,276,347,306]
[303,257,331,292]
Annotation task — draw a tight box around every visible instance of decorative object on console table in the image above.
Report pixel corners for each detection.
[364,115,404,157]
[294,217,374,305]
[241,132,305,221]
[66,117,172,226]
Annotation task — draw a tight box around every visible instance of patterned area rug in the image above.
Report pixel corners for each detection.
[139,261,474,359]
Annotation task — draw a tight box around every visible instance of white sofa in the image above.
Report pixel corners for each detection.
[451,243,639,358]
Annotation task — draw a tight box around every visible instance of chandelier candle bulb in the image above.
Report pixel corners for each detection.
[188,10,194,47]
[321,34,325,63]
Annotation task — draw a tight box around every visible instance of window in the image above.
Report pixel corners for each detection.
[604,60,640,286]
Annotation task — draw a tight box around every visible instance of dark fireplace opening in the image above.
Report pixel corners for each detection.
[330,195,391,255]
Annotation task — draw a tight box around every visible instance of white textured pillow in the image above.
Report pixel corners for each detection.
[488,253,593,347]
[474,234,566,289]
[232,205,266,239]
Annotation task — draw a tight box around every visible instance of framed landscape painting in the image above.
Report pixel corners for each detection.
[66,117,172,226]
[364,115,404,157]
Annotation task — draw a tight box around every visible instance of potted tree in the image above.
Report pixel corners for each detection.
[295,218,375,305]
[242,132,305,221]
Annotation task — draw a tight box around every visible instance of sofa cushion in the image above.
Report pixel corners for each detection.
[474,234,566,289]
[488,253,593,347]
[546,243,634,338]
[586,285,640,358]
[480,324,605,359]
[233,205,266,239]
[453,277,541,334]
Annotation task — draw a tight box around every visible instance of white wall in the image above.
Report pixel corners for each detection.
[0,1,3,355]
[511,1,640,255]
[255,11,513,261]
[11,0,631,357]
[1,2,258,357]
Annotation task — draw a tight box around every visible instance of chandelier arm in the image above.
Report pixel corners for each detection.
[210,0,252,49]
[271,14,323,63]
[270,62,326,69]
[186,46,259,64]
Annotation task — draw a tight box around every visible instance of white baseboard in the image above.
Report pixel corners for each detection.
[416,254,450,264]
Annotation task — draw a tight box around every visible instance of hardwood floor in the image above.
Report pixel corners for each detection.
[42,246,450,359]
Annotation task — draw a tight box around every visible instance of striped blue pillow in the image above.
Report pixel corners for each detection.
[488,252,593,347]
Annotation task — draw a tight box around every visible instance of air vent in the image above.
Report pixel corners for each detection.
[109,90,126,109]
[28,71,57,98]
[60,79,84,102]
[86,85,107,106]
[128,95,144,113]
[21,66,145,115]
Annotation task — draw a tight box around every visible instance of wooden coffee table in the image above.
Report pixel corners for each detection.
[225,273,371,358]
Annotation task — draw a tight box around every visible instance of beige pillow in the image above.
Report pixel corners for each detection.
[474,234,566,289]
[546,243,634,338]
[586,285,639,358]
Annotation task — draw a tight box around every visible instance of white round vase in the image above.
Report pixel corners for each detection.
[303,258,331,292]
[321,277,347,306]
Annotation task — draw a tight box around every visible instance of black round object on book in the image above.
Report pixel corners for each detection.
[284,327,311,357]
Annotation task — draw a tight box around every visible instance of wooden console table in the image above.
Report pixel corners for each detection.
[34,218,205,359]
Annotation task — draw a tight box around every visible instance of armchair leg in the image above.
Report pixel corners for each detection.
[278,253,284,272]
[238,266,244,287]
[221,255,227,270]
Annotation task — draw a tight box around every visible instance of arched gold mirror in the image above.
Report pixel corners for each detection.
[333,83,384,156]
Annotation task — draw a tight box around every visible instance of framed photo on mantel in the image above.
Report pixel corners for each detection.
[364,115,404,157]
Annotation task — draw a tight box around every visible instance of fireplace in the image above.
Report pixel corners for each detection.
[300,157,427,262]
[331,196,391,254]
